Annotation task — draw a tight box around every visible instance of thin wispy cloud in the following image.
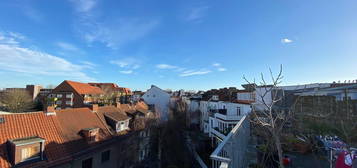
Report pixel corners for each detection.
[23,6,44,22]
[110,58,140,69]
[180,69,211,77]
[0,31,95,82]
[80,61,97,69]
[82,19,159,49]
[119,70,133,74]
[70,1,159,49]
[281,38,293,44]
[212,62,227,72]
[212,63,221,67]
[156,64,178,69]
[217,68,227,72]
[185,5,210,22]
[70,0,97,13]
[0,35,19,45]
[111,58,141,74]
[56,42,81,52]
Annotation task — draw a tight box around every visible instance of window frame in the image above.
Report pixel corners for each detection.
[82,157,93,168]
[101,150,111,163]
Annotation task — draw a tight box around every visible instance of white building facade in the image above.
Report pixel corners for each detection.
[142,85,170,121]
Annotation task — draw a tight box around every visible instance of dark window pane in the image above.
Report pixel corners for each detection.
[82,158,93,168]
[101,150,110,163]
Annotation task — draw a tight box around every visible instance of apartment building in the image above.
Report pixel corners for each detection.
[0,101,154,168]
[51,80,104,110]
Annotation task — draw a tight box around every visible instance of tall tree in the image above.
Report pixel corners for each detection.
[0,90,34,113]
[244,65,294,168]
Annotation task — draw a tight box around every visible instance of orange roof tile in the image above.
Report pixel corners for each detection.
[0,112,69,168]
[97,106,130,122]
[55,108,112,141]
[65,80,103,95]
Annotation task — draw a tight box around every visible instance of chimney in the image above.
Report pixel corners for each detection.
[116,102,121,108]
[45,106,56,116]
[90,104,98,112]
[81,128,99,143]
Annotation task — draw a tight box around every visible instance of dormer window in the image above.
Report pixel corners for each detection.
[103,112,129,133]
[8,136,45,165]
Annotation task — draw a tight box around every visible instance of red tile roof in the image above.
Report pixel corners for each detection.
[88,83,120,88]
[65,80,104,95]
[97,106,130,122]
[54,108,112,143]
[0,112,69,168]
[0,102,151,167]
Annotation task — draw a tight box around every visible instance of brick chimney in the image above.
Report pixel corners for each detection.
[45,106,56,116]
[115,102,121,108]
[81,128,99,143]
[90,104,98,112]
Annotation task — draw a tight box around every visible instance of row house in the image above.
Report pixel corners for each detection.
[0,101,155,168]
[51,80,104,110]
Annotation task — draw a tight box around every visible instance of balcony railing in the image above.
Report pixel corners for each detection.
[210,115,250,168]
[215,113,243,121]
[211,127,226,140]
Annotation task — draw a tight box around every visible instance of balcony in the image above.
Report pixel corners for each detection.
[211,127,226,140]
[209,109,227,116]
[215,113,243,121]
[210,116,250,168]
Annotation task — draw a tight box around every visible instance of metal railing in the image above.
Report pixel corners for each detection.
[210,115,250,168]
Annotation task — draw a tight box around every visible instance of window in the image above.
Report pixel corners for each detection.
[21,145,40,161]
[56,100,62,105]
[57,94,62,98]
[101,150,110,163]
[237,107,241,116]
[66,93,73,98]
[82,158,93,168]
[153,94,156,97]
[66,101,72,105]
[9,136,45,165]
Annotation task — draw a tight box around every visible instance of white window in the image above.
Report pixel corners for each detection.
[21,145,40,161]
[56,101,62,105]
[57,94,62,98]
[66,93,73,98]
[66,101,72,105]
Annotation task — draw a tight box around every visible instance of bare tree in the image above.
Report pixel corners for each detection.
[244,65,293,168]
[0,90,34,113]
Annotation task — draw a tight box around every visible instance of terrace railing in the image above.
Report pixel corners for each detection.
[210,115,250,168]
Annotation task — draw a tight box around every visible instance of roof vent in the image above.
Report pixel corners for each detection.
[0,117,4,124]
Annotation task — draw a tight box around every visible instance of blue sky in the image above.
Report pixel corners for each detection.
[0,0,357,91]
